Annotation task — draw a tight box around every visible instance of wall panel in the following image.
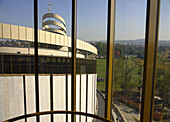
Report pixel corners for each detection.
[53,75,66,122]
[0,23,2,38]
[56,34,60,45]
[51,33,56,44]
[39,76,50,112]
[46,31,51,44]
[26,28,34,42]
[11,25,19,40]
[0,76,24,121]
[25,76,36,114]
[19,26,26,41]
[39,30,45,43]
[3,24,10,39]
[81,74,86,122]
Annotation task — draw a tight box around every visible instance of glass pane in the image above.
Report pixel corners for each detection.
[38,0,72,121]
[0,0,34,121]
[12,55,19,73]
[20,56,28,73]
[113,0,147,121]
[3,55,11,74]
[77,0,108,119]
[154,0,170,121]
[0,55,2,74]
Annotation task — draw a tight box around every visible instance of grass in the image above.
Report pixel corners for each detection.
[97,59,106,79]
[96,57,144,91]
[97,59,106,91]
[97,81,106,91]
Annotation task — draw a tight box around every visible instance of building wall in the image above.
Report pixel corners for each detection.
[0,47,85,58]
[0,74,97,122]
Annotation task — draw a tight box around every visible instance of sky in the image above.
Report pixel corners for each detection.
[0,0,169,41]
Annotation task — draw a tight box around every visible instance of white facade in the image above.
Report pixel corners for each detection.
[0,74,97,122]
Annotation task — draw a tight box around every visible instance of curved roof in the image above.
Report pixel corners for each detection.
[0,23,98,55]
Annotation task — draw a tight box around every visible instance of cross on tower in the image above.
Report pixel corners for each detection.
[48,3,51,13]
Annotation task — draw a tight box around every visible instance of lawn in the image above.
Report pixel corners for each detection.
[96,57,144,92]
[97,59,106,91]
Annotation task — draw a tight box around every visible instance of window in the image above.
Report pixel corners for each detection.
[0,0,165,122]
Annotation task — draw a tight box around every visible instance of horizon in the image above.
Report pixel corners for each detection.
[87,39,170,42]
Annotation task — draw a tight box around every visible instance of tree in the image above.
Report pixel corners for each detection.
[156,67,170,109]
[123,58,136,96]
[91,42,107,56]
[156,49,170,109]
[113,57,125,96]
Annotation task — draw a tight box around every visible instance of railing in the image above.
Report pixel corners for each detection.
[4,111,112,122]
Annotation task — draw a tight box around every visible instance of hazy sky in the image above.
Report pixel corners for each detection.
[0,0,169,41]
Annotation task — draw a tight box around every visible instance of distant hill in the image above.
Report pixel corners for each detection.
[86,39,170,46]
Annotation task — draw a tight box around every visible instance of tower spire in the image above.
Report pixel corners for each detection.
[48,2,51,13]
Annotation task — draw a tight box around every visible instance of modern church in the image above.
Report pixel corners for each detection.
[0,8,98,122]
[0,0,166,122]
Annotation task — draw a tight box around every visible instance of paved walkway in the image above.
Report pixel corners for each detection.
[113,99,140,122]
[95,90,105,122]
[95,91,119,122]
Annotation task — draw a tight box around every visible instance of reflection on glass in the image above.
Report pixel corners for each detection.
[0,0,34,121]
[77,0,108,119]
[154,0,170,121]
[113,0,146,121]
[38,0,72,121]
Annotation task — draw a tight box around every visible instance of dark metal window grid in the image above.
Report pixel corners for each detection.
[3,0,161,122]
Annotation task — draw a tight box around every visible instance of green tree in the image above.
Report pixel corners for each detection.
[113,57,125,95]
[156,67,170,109]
